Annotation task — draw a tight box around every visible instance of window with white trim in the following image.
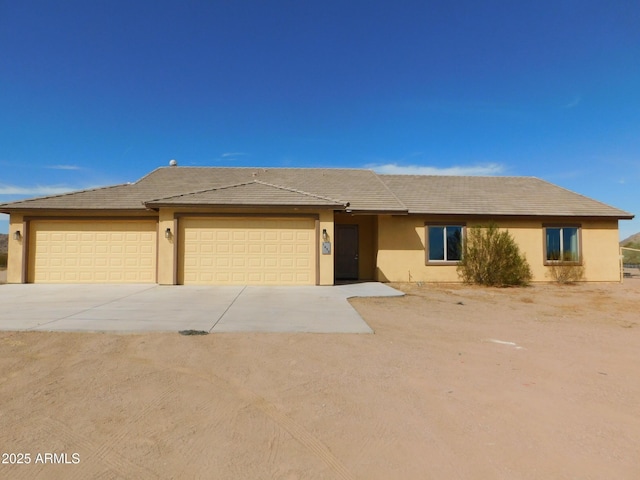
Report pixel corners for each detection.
[545,226,580,263]
[427,225,463,262]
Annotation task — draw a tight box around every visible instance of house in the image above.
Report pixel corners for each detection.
[0,165,633,285]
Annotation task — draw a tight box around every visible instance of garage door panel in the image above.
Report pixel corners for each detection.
[214,272,228,282]
[180,217,316,285]
[248,258,262,267]
[140,258,154,268]
[29,220,157,284]
[264,245,277,254]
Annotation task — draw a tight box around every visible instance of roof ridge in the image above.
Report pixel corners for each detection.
[146,180,348,206]
[157,165,370,172]
[144,181,256,203]
[370,171,408,211]
[253,180,347,205]
[133,166,164,184]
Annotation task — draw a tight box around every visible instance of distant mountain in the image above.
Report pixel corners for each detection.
[0,233,7,254]
[621,232,640,246]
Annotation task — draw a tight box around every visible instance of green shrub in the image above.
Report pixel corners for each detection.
[0,252,7,269]
[457,224,532,287]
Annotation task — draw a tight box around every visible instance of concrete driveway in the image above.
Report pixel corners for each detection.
[0,283,403,334]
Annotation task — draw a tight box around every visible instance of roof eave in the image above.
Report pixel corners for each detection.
[405,210,635,220]
[0,205,150,213]
[343,209,409,215]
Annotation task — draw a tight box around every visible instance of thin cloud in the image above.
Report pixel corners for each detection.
[221,152,248,158]
[563,96,582,109]
[370,163,505,176]
[46,164,82,170]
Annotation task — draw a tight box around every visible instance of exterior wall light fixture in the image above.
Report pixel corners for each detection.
[165,227,172,239]
[322,229,328,241]
[14,230,22,241]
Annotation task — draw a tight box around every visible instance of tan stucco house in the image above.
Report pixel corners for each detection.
[0,166,633,285]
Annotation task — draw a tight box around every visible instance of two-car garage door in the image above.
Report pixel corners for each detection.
[29,220,157,283]
[179,217,316,285]
[27,217,317,285]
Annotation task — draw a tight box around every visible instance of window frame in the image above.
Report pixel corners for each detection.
[425,223,466,265]
[543,224,582,265]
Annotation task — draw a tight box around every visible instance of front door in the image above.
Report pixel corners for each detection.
[335,224,359,280]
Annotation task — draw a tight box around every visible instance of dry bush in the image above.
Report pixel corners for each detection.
[547,258,585,284]
[0,252,7,269]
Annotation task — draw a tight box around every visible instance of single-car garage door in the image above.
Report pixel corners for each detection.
[28,220,157,283]
[179,217,316,285]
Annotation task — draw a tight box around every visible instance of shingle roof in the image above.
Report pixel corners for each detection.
[0,167,406,213]
[0,184,144,210]
[145,180,347,207]
[379,175,634,218]
[0,166,633,219]
[137,167,405,212]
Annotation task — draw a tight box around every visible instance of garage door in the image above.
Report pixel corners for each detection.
[180,217,316,285]
[29,220,157,283]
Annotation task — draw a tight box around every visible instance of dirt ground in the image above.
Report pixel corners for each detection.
[0,280,638,479]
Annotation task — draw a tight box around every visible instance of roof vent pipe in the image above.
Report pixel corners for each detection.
[169,159,178,167]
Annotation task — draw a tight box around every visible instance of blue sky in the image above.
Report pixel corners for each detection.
[1,0,639,238]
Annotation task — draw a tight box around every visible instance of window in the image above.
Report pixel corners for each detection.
[427,225,463,262]
[545,226,580,263]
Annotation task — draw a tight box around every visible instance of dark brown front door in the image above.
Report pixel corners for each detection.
[335,224,359,280]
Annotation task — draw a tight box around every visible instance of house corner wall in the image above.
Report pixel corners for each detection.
[157,209,177,285]
[579,220,622,282]
[318,210,334,285]
[7,214,26,283]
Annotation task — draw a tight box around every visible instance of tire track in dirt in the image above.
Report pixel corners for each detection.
[62,373,181,480]
[266,419,283,466]
[0,415,89,480]
[169,365,356,480]
[168,390,239,477]
[38,417,157,480]
[350,416,394,467]
[0,419,45,480]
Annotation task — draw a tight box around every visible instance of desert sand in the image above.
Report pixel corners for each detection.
[0,280,638,479]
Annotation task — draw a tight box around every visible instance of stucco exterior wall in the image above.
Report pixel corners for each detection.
[376,215,623,283]
[579,220,621,282]
[7,214,25,283]
[157,209,177,285]
[318,210,335,285]
[4,209,622,285]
